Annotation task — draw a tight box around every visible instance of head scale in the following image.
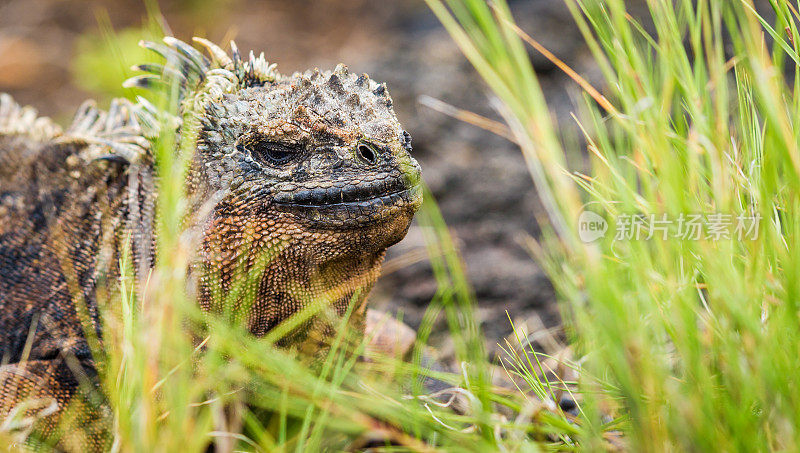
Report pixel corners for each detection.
[129,37,422,341]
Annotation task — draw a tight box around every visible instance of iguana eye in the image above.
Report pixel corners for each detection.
[239,141,298,166]
[357,143,378,164]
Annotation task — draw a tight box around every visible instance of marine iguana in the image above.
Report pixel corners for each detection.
[0,37,421,448]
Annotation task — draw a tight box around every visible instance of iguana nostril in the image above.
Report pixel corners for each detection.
[357,144,377,164]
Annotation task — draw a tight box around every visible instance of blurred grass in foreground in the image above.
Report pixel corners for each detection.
[16,0,800,450]
[2,4,583,451]
[426,0,800,450]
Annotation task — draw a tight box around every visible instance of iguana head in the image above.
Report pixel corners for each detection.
[130,38,421,339]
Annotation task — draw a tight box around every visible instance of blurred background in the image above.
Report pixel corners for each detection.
[0,0,599,358]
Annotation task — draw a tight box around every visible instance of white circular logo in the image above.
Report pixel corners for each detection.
[578,210,608,243]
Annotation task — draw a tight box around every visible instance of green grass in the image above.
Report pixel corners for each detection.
[4,8,579,450]
[426,0,800,450]
[8,0,800,450]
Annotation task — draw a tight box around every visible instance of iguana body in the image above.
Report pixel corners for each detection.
[0,37,421,448]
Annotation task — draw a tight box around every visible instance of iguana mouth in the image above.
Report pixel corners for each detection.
[273,177,410,207]
[272,176,422,226]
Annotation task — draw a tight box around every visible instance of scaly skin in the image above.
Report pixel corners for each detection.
[0,37,421,449]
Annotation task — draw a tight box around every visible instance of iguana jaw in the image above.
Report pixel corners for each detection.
[273,173,411,207]
[272,178,422,228]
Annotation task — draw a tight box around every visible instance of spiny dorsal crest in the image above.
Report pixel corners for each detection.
[0,93,154,165]
[62,97,156,163]
[0,93,62,141]
[125,36,280,113]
